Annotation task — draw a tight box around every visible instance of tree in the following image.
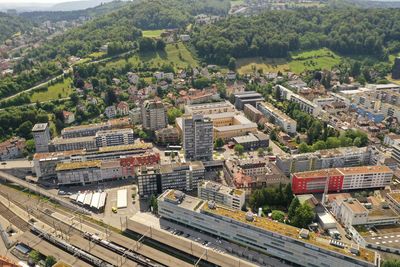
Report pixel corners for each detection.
[29,250,41,263]
[298,142,311,153]
[284,183,294,206]
[70,92,79,105]
[150,194,158,214]
[156,39,166,50]
[45,256,57,267]
[271,210,285,223]
[288,197,300,220]
[26,139,35,154]
[291,203,315,228]
[17,121,33,139]
[167,107,183,125]
[228,57,236,70]
[257,147,265,157]
[249,189,265,210]
[383,259,400,267]
[214,138,224,149]
[234,144,244,155]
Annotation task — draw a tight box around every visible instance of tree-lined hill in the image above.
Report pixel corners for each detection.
[191,8,400,64]
[0,13,33,43]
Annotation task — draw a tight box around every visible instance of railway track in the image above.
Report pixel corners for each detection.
[0,201,29,231]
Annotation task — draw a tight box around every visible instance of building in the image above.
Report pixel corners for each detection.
[383,133,400,147]
[182,114,213,161]
[243,103,263,122]
[0,137,25,160]
[32,123,51,153]
[129,107,142,125]
[257,102,297,134]
[276,146,372,176]
[62,111,75,124]
[184,101,235,115]
[276,85,321,117]
[141,100,167,131]
[136,165,160,198]
[232,132,269,151]
[33,143,153,179]
[50,136,97,152]
[95,128,134,148]
[120,153,160,177]
[56,161,102,185]
[158,190,380,267]
[105,105,117,118]
[291,165,393,194]
[328,193,399,227]
[61,123,108,139]
[198,180,245,210]
[155,127,181,145]
[136,161,205,198]
[116,101,130,116]
[233,91,264,110]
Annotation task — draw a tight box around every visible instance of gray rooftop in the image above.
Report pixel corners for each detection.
[32,123,48,132]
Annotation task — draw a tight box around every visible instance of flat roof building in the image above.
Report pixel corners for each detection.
[198,180,245,210]
[184,101,235,115]
[32,123,51,153]
[233,91,264,110]
[257,102,297,134]
[158,190,380,267]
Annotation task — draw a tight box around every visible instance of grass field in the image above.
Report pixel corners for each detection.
[237,48,342,74]
[230,0,244,7]
[30,78,73,102]
[107,42,199,70]
[142,29,165,38]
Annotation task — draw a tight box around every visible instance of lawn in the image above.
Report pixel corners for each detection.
[237,48,342,75]
[30,78,73,102]
[107,42,199,70]
[142,29,165,38]
[230,0,244,7]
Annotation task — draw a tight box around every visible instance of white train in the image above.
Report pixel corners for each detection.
[83,232,164,267]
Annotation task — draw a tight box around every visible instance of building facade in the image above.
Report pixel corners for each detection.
[182,114,213,161]
[0,137,26,160]
[141,100,167,131]
[291,166,393,194]
[95,128,134,148]
[32,123,51,153]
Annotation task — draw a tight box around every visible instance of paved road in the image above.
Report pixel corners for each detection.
[0,160,32,169]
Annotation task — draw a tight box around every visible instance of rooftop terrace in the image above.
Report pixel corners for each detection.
[56,160,102,171]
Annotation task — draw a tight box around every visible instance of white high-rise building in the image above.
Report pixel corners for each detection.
[183,114,213,161]
[141,100,167,131]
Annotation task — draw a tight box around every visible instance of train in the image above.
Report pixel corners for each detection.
[30,226,114,267]
[83,232,165,267]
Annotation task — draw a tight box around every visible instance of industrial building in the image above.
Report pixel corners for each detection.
[256,102,297,135]
[158,190,380,267]
[197,180,245,210]
[291,165,393,194]
[233,91,264,110]
[276,146,372,176]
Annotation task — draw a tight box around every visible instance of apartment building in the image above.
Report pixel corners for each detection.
[158,190,380,267]
[232,132,269,151]
[233,91,264,110]
[198,180,245,210]
[56,161,102,185]
[136,165,160,198]
[95,128,134,148]
[32,123,51,152]
[141,100,167,131]
[291,165,393,194]
[120,153,160,177]
[184,101,235,115]
[243,103,263,122]
[61,123,109,139]
[276,146,372,176]
[256,102,297,134]
[0,137,26,160]
[276,85,321,117]
[182,114,213,161]
[155,127,181,145]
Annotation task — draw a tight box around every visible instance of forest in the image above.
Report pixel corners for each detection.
[0,13,33,43]
[191,8,400,64]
